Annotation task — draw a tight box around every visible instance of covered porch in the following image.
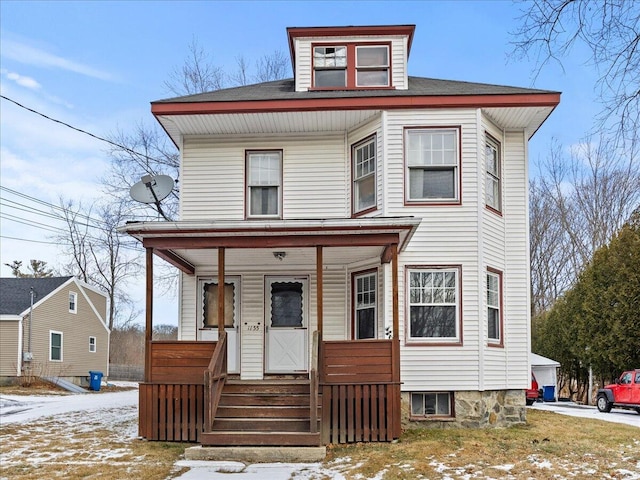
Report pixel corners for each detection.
[124,217,419,446]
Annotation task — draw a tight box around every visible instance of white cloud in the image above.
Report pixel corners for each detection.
[2,38,118,82]
[1,69,41,90]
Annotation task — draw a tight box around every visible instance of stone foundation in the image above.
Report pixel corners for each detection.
[402,390,526,429]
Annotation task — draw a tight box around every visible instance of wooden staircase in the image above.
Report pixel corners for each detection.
[200,379,321,446]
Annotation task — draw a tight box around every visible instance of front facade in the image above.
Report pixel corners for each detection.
[123,24,559,444]
[0,277,110,385]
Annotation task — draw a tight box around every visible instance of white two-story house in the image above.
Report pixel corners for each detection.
[122,24,560,447]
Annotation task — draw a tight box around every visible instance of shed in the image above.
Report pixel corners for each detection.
[531,353,561,401]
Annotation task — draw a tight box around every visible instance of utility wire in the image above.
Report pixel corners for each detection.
[0,94,160,165]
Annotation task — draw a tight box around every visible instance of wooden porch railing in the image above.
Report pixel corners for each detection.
[204,331,227,432]
[320,339,401,444]
[139,341,216,442]
[310,331,320,434]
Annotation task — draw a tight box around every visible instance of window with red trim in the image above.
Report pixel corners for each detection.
[313,44,390,89]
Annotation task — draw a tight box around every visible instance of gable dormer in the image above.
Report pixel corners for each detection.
[287,25,415,92]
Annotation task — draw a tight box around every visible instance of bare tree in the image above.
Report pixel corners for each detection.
[164,36,225,96]
[57,198,141,330]
[254,50,290,83]
[511,0,640,143]
[530,135,640,315]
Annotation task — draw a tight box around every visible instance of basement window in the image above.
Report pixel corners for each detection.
[410,392,453,418]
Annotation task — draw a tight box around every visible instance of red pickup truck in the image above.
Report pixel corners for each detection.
[596,369,640,414]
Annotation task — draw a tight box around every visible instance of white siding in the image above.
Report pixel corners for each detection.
[179,273,197,340]
[180,135,347,220]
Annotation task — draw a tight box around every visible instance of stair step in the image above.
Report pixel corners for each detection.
[220,394,310,407]
[200,431,322,447]
[223,381,310,395]
[212,418,313,432]
[216,405,311,418]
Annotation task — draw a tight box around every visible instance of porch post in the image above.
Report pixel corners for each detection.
[217,247,225,332]
[391,243,399,339]
[316,245,323,336]
[144,247,153,382]
[391,242,402,438]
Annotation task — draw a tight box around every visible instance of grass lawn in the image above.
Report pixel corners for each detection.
[1,408,638,479]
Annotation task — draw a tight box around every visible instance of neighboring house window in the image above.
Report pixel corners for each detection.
[50,331,63,361]
[407,267,460,343]
[411,392,453,418]
[406,128,459,203]
[313,44,390,88]
[89,336,96,353]
[352,135,377,214]
[487,269,503,345]
[485,134,501,212]
[246,150,282,218]
[69,292,77,313]
[353,270,377,339]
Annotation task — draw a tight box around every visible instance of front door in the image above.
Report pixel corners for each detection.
[265,276,308,373]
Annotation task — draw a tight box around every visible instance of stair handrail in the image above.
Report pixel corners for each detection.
[309,330,320,433]
[204,331,227,431]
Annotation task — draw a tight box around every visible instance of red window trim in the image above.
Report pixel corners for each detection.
[404,265,464,347]
[487,267,504,348]
[351,268,379,340]
[311,42,393,90]
[403,126,463,207]
[351,134,378,217]
[244,149,284,220]
[485,133,503,215]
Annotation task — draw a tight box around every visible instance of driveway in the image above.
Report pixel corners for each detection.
[530,401,640,428]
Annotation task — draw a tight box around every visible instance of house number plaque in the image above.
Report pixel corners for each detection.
[244,322,261,332]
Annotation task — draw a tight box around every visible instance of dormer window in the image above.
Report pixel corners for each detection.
[312,44,390,89]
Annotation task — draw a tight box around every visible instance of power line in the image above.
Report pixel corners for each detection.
[0,94,161,166]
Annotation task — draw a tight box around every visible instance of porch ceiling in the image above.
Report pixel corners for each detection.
[120,217,421,274]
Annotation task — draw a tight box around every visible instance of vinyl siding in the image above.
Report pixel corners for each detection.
[180,135,347,220]
[83,287,108,321]
[0,320,20,376]
[21,284,109,377]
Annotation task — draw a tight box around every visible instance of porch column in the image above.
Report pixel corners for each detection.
[391,243,399,339]
[316,245,323,336]
[144,247,153,382]
[391,242,402,438]
[217,247,225,332]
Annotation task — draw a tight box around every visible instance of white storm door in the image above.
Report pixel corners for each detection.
[198,278,240,374]
[265,276,308,373]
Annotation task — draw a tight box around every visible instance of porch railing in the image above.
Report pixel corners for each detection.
[139,341,216,442]
[204,331,227,431]
[310,331,320,434]
[320,339,401,444]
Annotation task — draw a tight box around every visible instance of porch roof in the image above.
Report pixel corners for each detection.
[120,217,421,274]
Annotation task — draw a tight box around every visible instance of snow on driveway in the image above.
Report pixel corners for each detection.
[530,401,640,428]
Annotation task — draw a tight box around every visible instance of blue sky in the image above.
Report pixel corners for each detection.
[0,0,599,324]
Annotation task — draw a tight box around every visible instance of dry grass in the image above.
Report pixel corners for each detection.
[322,409,640,479]
[1,407,638,479]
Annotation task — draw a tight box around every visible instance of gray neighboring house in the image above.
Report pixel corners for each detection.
[0,276,110,386]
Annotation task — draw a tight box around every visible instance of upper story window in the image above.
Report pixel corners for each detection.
[406,128,460,204]
[313,44,390,89]
[89,336,96,353]
[50,331,63,361]
[352,135,377,214]
[485,134,502,212]
[69,292,77,314]
[246,150,282,219]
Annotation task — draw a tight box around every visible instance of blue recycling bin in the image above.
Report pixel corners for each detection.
[89,371,103,391]
[543,385,555,402]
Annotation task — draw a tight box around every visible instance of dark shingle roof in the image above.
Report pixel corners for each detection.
[0,277,72,315]
[152,76,558,105]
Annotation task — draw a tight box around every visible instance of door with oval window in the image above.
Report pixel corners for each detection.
[265,276,308,373]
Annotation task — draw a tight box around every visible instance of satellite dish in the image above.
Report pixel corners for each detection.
[130,175,174,204]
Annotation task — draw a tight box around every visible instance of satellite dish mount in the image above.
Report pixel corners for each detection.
[129,174,174,221]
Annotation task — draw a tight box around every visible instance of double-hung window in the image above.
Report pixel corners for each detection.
[487,269,503,345]
[50,331,63,361]
[313,46,347,87]
[353,270,377,339]
[246,151,282,218]
[89,336,96,353]
[313,44,390,89]
[356,46,389,87]
[69,292,77,313]
[485,135,501,212]
[406,128,459,203]
[408,267,460,343]
[352,135,376,214]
